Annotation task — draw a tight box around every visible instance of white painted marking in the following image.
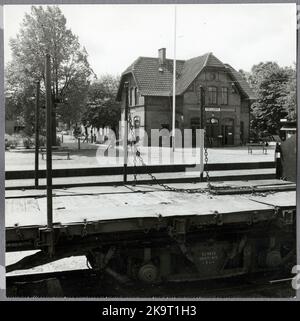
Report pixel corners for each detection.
[0,265,5,289]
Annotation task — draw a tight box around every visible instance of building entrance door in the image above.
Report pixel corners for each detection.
[190,117,200,147]
[222,118,234,145]
[206,118,219,147]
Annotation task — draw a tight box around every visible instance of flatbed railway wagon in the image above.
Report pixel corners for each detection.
[5,133,297,291]
[6,178,296,285]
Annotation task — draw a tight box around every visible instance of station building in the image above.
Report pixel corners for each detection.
[116,49,256,147]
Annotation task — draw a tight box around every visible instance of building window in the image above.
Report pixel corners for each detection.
[208,87,217,105]
[208,72,217,81]
[221,87,228,105]
[134,88,139,105]
[129,87,133,106]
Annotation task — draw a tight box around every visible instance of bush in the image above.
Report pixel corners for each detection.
[38,135,46,147]
[5,134,17,150]
[56,136,61,146]
[23,137,34,149]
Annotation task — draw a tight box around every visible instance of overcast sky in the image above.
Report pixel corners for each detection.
[3,3,296,76]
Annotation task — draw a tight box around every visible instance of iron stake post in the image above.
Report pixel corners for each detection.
[200,86,205,182]
[123,82,129,183]
[45,54,53,230]
[34,81,40,188]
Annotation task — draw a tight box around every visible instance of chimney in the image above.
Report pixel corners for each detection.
[158,48,166,66]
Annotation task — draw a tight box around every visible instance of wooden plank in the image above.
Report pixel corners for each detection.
[249,191,296,207]
[5,162,275,180]
[6,179,292,199]
[5,174,277,191]
[6,191,279,228]
[208,173,276,182]
[206,162,274,171]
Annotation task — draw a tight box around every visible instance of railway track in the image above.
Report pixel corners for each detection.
[6,269,296,298]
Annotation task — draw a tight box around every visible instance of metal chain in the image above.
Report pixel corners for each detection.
[126,109,210,194]
[204,131,210,186]
[127,111,137,185]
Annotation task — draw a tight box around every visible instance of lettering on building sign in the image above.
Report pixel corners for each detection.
[205,107,220,112]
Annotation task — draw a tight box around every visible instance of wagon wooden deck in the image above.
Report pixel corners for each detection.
[6,179,295,230]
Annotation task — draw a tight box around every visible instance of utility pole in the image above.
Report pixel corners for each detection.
[45,53,53,231]
[34,81,40,188]
[123,82,129,183]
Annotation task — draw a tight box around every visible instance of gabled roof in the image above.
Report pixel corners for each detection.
[224,64,257,100]
[116,52,256,101]
[117,57,185,98]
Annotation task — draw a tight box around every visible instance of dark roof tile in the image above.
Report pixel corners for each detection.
[117,52,256,101]
[225,64,257,100]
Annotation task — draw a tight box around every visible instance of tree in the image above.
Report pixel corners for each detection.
[238,69,251,83]
[6,5,94,140]
[281,65,296,121]
[248,62,295,137]
[81,75,121,135]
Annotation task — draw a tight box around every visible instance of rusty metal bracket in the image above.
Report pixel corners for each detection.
[252,211,259,224]
[168,219,186,240]
[81,219,88,237]
[14,224,24,240]
[37,227,55,256]
[167,219,194,263]
[247,211,259,225]
[214,212,223,226]
[281,209,295,225]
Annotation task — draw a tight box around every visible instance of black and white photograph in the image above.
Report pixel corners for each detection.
[2,2,298,299]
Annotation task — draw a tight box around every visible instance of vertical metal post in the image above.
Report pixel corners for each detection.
[123,82,129,183]
[200,86,205,181]
[275,142,282,179]
[34,81,40,188]
[45,54,53,230]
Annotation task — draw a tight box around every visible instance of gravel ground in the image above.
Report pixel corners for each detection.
[6,134,275,171]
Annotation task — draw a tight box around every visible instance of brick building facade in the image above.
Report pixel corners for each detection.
[116,49,256,147]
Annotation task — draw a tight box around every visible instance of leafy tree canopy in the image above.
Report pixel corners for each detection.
[248,62,296,138]
[6,5,95,135]
[81,75,121,133]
